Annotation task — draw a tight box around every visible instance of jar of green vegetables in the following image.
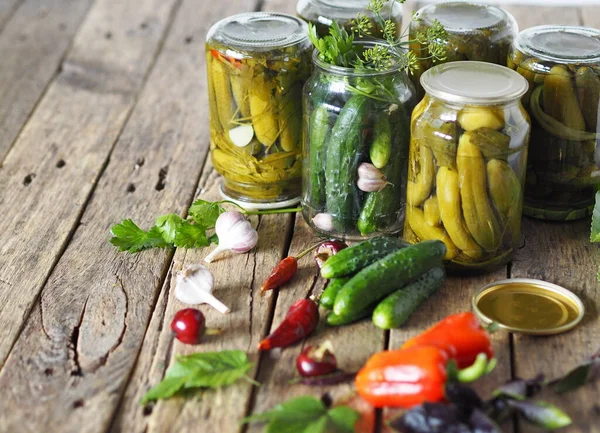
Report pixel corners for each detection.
[296,0,402,38]
[508,26,600,220]
[404,62,530,272]
[302,41,415,240]
[410,2,518,100]
[206,13,312,207]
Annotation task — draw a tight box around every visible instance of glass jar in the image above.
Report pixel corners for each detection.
[296,0,402,38]
[302,41,415,240]
[404,62,530,272]
[410,2,518,100]
[206,13,312,207]
[508,26,600,220]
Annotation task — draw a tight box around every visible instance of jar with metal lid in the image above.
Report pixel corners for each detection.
[410,2,518,100]
[508,26,600,221]
[296,0,402,38]
[206,13,312,208]
[404,62,530,272]
[302,41,415,240]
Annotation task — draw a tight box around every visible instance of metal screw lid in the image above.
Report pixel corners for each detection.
[416,2,513,33]
[514,25,600,64]
[421,61,529,105]
[206,12,309,52]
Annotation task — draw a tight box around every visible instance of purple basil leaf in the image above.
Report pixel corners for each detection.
[553,352,600,394]
[469,409,503,433]
[493,374,545,400]
[508,400,572,429]
[486,397,512,424]
[445,383,484,411]
[389,403,471,433]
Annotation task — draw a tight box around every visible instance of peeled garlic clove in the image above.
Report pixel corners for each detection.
[228,124,254,147]
[312,213,334,232]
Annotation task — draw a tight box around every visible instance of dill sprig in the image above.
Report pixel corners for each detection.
[310,0,448,74]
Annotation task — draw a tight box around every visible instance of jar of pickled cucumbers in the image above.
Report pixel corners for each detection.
[296,0,402,38]
[404,62,530,272]
[206,13,312,207]
[302,41,415,240]
[508,26,600,220]
[410,2,518,100]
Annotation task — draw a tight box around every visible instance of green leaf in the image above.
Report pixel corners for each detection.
[243,396,358,433]
[141,350,253,404]
[155,214,184,244]
[509,400,572,430]
[173,221,210,248]
[553,351,600,394]
[591,191,600,242]
[188,199,224,228]
[110,219,170,252]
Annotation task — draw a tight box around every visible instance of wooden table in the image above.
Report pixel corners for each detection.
[0,0,598,432]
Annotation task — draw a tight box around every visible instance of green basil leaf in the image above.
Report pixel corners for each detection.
[327,406,361,433]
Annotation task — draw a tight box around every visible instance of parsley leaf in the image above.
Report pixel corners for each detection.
[174,221,211,248]
[110,219,170,252]
[243,396,359,433]
[155,214,184,244]
[141,350,254,404]
[590,191,600,242]
[188,199,224,228]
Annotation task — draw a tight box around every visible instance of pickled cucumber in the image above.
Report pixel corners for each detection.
[458,107,504,131]
[407,144,434,207]
[543,65,586,131]
[406,206,458,260]
[575,66,600,131]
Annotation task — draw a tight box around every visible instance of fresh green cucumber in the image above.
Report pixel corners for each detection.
[320,277,350,310]
[325,95,370,232]
[332,240,446,319]
[372,266,445,329]
[320,236,408,279]
[358,107,410,236]
[307,104,332,210]
[326,306,374,326]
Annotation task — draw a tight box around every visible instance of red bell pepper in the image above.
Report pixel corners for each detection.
[355,346,450,408]
[402,312,493,369]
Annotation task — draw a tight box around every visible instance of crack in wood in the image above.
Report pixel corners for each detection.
[70,297,89,377]
[155,165,168,191]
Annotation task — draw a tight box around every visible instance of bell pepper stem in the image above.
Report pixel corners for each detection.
[448,353,496,383]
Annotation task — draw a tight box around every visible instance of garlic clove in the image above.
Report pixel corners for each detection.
[228,124,254,147]
[312,213,334,232]
[175,264,230,314]
[357,162,389,192]
[205,211,258,262]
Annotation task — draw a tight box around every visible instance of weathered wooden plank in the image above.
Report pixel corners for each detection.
[0,0,95,162]
[580,6,600,29]
[0,0,187,430]
[0,0,181,369]
[0,0,23,31]
[501,5,580,30]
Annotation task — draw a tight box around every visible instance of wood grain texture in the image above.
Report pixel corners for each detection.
[0,0,95,161]
[0,0,181,370]
[0,0,23,32]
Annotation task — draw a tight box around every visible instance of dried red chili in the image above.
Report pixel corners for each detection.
[260,242,325,293]
[258,298,319,351]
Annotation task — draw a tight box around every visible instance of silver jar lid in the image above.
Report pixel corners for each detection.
[416,2,514,34]
[514,25,600,64]
[297,0,402,23]
[206,12,309,52]
[421,61,529,105]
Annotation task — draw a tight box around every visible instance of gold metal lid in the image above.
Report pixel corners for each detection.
[472,278,584,335]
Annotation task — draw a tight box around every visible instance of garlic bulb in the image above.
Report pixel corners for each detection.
[175,264,229,314]
[204,211,258,263]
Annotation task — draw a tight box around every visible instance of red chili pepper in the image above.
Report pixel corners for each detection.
[209,49,242,69]
[355,346,450,408]
[261,256,298,292]
[401,312,493,369]
[296,342,338,377]
[258,298,319,351]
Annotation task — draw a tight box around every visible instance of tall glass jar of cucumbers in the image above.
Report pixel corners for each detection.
[508,26,600,220]
[302,41,416,240]
[296,0,402,38]
[410,2,518,100]
[206,13,311,207]
[405,62,530,272]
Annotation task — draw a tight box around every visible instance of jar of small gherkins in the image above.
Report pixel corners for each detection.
[410,2,518,100]
[404,62,530,272]
[206,13,312,207]
[302,41,415,240]
[508,26,600,220]
[296,0,402,38]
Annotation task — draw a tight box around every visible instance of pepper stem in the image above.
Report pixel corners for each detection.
[294,242,324,260]
[448,353,496,384]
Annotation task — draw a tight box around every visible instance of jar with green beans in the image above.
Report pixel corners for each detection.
[302,41,415,240]
[508,26,600,220]
[206,13,312,207]
[405,62,530,272]
[410,2,517,100]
